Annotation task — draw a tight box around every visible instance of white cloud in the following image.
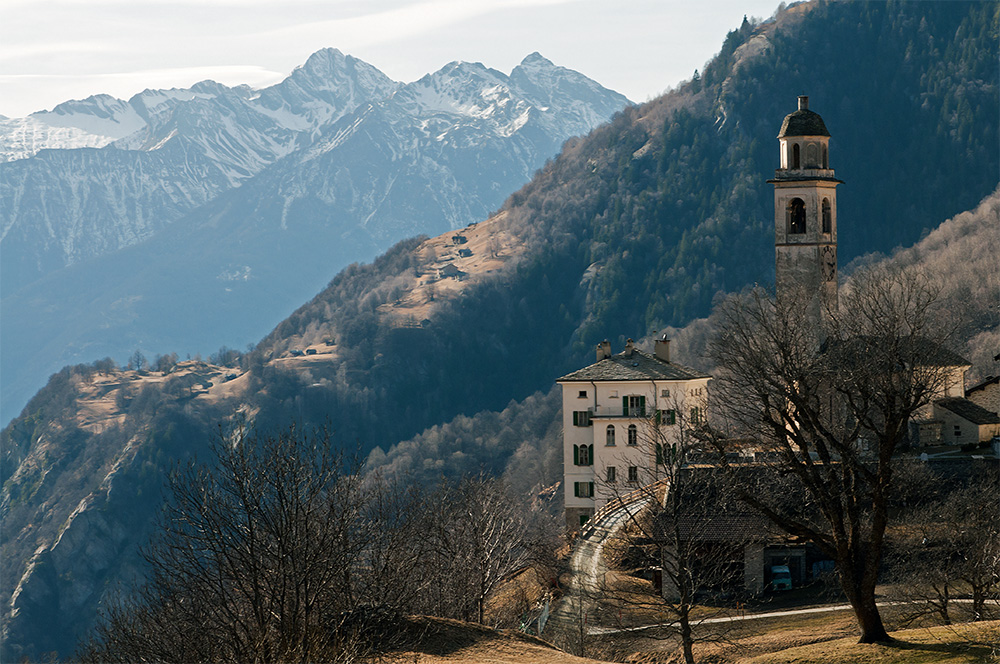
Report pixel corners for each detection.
[0,0,782,117]
[0,66,285,115]
[0,41,113,62]
[252,0,578,47]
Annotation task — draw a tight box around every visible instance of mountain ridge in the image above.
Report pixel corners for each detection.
[1,50,629,424]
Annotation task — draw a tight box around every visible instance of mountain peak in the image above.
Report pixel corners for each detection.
[295,47,351,78]
[519,52,554,68]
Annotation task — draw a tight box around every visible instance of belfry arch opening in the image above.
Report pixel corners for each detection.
[787,198,806,234]
[791,143,800,169]
[806,143,818,168]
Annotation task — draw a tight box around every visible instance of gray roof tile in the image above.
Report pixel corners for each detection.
[936,397,1000,425]
[778,108,830,138]
[558,349,710,382]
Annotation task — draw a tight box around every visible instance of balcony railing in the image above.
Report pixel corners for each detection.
[589,406,644,418]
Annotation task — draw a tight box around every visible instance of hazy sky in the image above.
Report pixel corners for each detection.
[0,0,782,118]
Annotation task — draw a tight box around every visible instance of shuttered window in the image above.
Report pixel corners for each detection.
[623,395,646,417]
[657,409,676,425]
[573,444,594,466]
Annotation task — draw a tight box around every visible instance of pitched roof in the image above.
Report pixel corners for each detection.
[822,336,971,369]
[936,397,1000,425]
[967,375,999,395]
[662,512,775,543]
[558,348,710,382]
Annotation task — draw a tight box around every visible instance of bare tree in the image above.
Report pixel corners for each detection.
[707,265,959,643]
[127,349,148,372]
[417,476,532,625]
[487,235,503,258]
[78,425,402,663]
[597,404,751,664]
[153,352,179,373]
[889,469,1000,625]
[956,472,1000,621]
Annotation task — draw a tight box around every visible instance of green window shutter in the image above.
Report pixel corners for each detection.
[656,443,663,465]
[589,444,594,466]
[589,482,594,496]
[640,395,646,416]
[667,409,676,425]
[574,482,580,497]
[623,396,628,416]
[573,445,579,465]
[655,410,662,425]
[572,411,579,426]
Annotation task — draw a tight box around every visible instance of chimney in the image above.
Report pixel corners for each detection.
[624,338,635,355]
[798,95,809,111]
[596,340,612,362]
[654,334,671,362]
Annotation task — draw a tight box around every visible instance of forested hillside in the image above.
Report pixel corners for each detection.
[244,0,997,450]
[2,1,997,660]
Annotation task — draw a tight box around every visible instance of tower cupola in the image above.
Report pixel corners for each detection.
[769,96,842,339]
[776,95,832,171]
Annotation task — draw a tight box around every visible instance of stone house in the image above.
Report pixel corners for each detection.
[930,397,1000,445]
[557,336,709,530]
[966,375,999,415]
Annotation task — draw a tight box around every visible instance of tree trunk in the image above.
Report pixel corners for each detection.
[846,584,892,643]
[679,613,695,664]
[971,586,986,621]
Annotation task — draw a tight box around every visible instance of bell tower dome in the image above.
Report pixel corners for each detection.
[769,95,841,334]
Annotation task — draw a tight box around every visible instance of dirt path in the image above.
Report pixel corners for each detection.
[588,597,1000,636]
[544,497,652,650]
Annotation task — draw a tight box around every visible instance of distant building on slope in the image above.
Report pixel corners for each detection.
[556,337,709,530]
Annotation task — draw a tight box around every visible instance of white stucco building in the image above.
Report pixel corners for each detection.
[557,336,710,530]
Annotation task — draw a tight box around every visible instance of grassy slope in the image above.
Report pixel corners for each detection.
[740,620,1000,664]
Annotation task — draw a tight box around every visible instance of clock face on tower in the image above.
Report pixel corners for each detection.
[821,245,837,281]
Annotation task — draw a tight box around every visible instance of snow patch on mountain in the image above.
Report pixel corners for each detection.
[0,95,147,162]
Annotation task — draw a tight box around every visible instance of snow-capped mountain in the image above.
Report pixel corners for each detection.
[0,49,397,163]
[265,54,630,245]
[1,49,399,293]
[0,95,146,162]
[0,50,628,426]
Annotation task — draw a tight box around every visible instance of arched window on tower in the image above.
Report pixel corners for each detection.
[787,198,806,234]
[822,198,832,234]
[792,143,800,169]
[822,144,828,168]
[805,143,818,168]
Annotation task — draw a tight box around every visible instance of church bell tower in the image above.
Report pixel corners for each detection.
[770,95,841,333]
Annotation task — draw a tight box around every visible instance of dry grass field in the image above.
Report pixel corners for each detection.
[739,621,1000,664]
[383,615,998,664]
